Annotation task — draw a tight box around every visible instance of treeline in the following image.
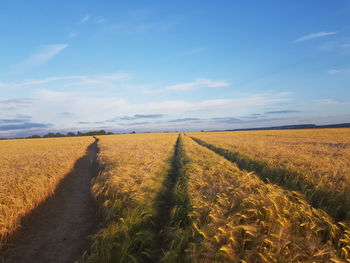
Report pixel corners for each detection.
[26,130,113,139]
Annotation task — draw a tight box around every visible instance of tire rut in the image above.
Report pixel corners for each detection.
[1,139,100,263]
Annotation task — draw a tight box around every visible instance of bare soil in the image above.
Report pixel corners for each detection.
[1,140,100,263]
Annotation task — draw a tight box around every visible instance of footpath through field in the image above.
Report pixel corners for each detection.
[1,140,100,263]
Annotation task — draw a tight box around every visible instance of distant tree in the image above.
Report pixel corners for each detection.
[67,132,76,137]
[43,133,55,138]
[27,134,41,138]
[43,132,65,138]
[86,130,107,136]
[107,132,114,135]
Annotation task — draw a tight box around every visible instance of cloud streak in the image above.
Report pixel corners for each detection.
[119,114,165,121]
[294,31,336,43]
[0,72,129,89]
[317,99,349,105]
[0,122,51,131]
[0,115,51,132]
[264,110,301,114]
[79,15,91,24]
[168,118,201,123]
[327,68,350,74]
[165,78,230,91]
[12,44,68,72]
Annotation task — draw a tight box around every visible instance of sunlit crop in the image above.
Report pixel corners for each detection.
[181,134,350,262]
[0,136,93,247]
[191,128,350,220]
[83,133,178,263]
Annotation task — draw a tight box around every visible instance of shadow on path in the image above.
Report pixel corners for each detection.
[1,139,100,263]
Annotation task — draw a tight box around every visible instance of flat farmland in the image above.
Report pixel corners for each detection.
[191,129,350,220]
[1,129,350,263]
[0,136,93,246]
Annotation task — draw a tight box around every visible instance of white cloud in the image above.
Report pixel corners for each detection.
[105,15,182,35]
[79,15,90,24]
[327,68,350,74]
[165,78,230,91]
[148,93,290,112]
[0,72,130,89]
[1,90,291,130]
[12,44,68,72]
[95,18,106,24]
[317,99,349,105]
[328,69,340,74]
[0,82,7,89]
[294,31,336,43]
[68,32,77,39]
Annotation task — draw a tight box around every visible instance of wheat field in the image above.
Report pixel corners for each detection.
[1,129,350,262]
[180,134,350,262]
[81,130,350,262]
[0,136,93,247]
[191,129,350,220]
[82,133,178,263]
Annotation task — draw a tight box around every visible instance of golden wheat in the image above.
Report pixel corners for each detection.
[181,135,350,262]
[84,133,178,263]
[191,129,350,219]
[0,136,93,247]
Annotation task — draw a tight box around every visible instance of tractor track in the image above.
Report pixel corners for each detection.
[1,139,100,263]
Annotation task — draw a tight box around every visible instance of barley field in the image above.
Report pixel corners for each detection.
[191,129,350,220]
[82,129,350,262]
[83,133,178,263]
[180,134,349,262]
[1,129,350,262]
[0,136,93,247]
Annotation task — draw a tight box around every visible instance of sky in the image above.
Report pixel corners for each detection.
[0,0,350,137]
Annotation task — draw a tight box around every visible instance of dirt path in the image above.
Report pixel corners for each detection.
[2,140,100,263]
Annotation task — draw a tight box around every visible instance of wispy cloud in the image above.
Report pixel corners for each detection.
[0,98,33,105]
[95,17,106,24]
[327,68,350,74]
[317,99,349,105]
[68,32,77,39]
[126,121,150,126]
[148,93,291,112]
[0,115,51,132]
[119,114,165,121]
[104,12,182,36]
[0,72,129,89]
[12,44,68,72]
[294,31,337,43]
[168,118,201,123]
[0,122,51,131]
[264,110,301,114]
[79,15,90,24]
[209,117,285,125]
[165,78,230,91]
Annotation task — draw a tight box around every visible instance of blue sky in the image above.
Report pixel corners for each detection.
[0,0,349,136]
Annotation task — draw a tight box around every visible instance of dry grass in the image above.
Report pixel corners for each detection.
[0,136,93,247]
[181,135,350,262]
[191,129,350,219]
[83,133,178,263]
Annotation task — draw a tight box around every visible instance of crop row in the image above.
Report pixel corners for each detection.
[191,129,350,220]
[81,133,178,262]
[84,131,350,262]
